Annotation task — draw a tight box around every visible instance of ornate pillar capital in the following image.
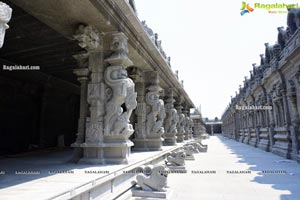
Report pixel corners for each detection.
[105,32,133,67]
[74,24,102,52]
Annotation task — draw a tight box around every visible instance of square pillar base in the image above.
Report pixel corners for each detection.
[257,139,270,152]
[76,141,133,164]
[184,134,189,140]
[239,136,244,143]
[133,137,163,151]
[271,142,291,159]
[132,187,172,199]
[163,135,177,146]
[242,136,250,144]
[176,134,184,143]
[249,139,258,147]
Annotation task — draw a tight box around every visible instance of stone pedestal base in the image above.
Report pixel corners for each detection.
[271,128,292,158]
[163,135,177,146]
[72,140,133,164]
[185,155,195,160]
[242,136,249,144]
[132,187,172,199]
[249,139,258,147]
[239,136,244,143]
[176,134,184,143]
[257,139,270,152]
[193,134,201,139]
[291,152,299,160]
[271,141,291,158]
[167,165,187,173]
[184,134,189,140]
[133,138,163,151]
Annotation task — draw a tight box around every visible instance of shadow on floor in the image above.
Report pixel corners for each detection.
[0,149,117,189]
[218,135,300,200]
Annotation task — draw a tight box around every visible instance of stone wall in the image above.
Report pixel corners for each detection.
[222,9,300,161]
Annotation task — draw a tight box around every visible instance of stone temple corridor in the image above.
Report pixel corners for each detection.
[1,0,300,199]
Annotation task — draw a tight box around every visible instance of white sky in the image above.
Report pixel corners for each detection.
[135,0,296,119]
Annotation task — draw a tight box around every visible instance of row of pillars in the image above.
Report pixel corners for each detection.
[70,25,196,165]
[0,3,199,165]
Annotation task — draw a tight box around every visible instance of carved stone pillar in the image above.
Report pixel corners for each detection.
[271,84,292,158]
[176,104,185,142]
[72,26,137,164]
[128,67,146,140]
[71,53,89,161]
[267,93,275,150]
[188,116,194,139]
[287,80,300,160]
[102,32,137,161]
[163,88,178,145]
[249,103,258,147]
[191,108,202,139]
[133,71,165,151]
[0,2,12,48]
[183,109,190,140]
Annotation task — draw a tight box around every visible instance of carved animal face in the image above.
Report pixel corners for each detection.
[177,151,186,159]
[110,68,128,80]
[151,93,159,101]
[153,166,169,183]
[110,35,128,54]
[157,169,168,181]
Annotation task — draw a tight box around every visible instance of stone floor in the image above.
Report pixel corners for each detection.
[0,144,182,200]
[168,135,300,200]
[1,136,300,200]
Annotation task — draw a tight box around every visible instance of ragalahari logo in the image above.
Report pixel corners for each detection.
[240,2,254,15]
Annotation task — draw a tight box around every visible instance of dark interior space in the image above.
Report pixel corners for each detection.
[0,1,83,156]
[205,123,222,134]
